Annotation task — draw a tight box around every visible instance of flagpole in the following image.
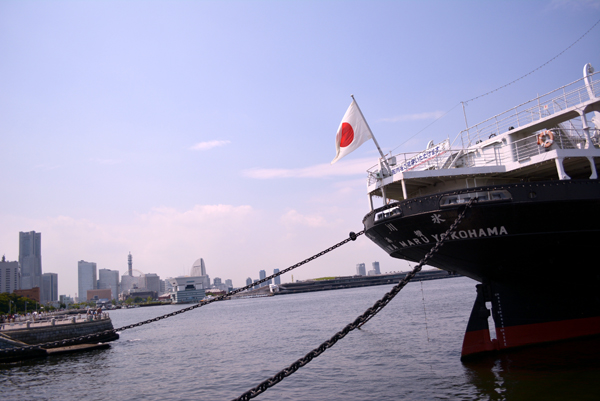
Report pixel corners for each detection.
[351,95,392,176]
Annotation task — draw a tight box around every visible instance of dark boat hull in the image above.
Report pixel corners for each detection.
[363,179,600,358]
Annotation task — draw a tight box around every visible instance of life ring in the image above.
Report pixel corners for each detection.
[537,130,554,148]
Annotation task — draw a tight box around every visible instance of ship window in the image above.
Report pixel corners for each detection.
[440,190,511,207]
[374,206,402,222]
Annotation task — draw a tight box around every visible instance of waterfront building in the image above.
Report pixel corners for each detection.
[78,260,97,303]
[190,258,206,276]
[19,231,42,290]
[372,262,381,275]
[246,277,252,286]
[41,272,58,304]
[99,268,120,300]
[356,263,366,276]
[0,256,20,294]
[212,277,228,292]
[143,273,161,294]
[167,276,206,303]
[259,270,267,287]
[14,287,40,303]
[163,278,173,293]
[121,274,140,293]
[87,288,111,301]
[189,258,210,289]
[273,269,281,285]
[59,294,74,307]
[123,288,157,301]
[128,252,133,276]
[225,279,233,291]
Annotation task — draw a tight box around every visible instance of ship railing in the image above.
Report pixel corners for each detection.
[366,127,600,184]
[367,148,454,185]
[457,71,599,147]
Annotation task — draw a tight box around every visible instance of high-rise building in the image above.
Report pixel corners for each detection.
[78,260,97,303]
[190,258,209,289]
[190,258,206,276]
[41,272,58,304]
[0,256,20,294]
[246,277,252,286]
[225,279,233,290]
[128,252,133,276]
[356,263,366,276]
[372,262,381,275]
[273,269,281,285]
[121,274,140,293]
[99,268,120,300]
[259,269,266,287]
[143,273,161,294]
[19,231,42,290]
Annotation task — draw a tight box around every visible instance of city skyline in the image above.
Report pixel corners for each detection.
[2,2,598,296]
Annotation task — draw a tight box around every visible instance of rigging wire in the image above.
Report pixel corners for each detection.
[463,16,600,104]
[390,16,600,154]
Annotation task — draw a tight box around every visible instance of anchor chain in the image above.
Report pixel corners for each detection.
[0,231,364,356]
[233,198,476,401]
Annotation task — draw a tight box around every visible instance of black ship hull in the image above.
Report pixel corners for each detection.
[363,179,600,358]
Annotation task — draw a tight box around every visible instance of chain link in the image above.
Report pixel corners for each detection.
[233,199,475,401]
[0,231,364,356]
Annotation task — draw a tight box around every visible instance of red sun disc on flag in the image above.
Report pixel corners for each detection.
[340,122,354,147]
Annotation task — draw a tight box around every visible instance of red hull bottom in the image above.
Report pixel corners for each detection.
[462,315,600,359]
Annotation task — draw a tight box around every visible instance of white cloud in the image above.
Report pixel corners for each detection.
[242,158,376,179]
[379,111,446,123]
[0,197,408,296]
[279,209,328,228]
[190,140,231,151]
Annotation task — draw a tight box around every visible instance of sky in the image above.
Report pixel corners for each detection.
[1,0,599,297]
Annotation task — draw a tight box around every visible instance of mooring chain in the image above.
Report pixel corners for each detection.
[233,198,476,401]
[0,230,365,355]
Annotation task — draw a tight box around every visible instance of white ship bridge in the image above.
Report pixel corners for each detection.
[367,64,600,209]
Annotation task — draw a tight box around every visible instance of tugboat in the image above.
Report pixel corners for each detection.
[361,63,600,359]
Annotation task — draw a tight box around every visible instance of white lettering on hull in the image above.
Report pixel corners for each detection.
[396,226,508,248]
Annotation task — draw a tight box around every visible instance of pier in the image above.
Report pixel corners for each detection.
[0,311,118,362]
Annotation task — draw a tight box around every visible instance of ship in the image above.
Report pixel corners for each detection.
[362,63,600,359]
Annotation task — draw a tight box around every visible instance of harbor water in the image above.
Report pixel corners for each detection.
[2,276,599,400]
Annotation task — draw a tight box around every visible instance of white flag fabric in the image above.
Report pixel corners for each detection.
[331,100,373,164]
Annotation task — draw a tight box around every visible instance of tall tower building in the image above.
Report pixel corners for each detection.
[99,268,120,300]
[19,231,42,290]
[356,263,366,276]
[372,261,381,275]
[190,258,206,276]
[143,273,161,293]
[41,272,58,304]
[0,256,20,294]
[78,260,97,302]
[128,252,133,276]
[273,269,281,285]
[259,269,266,287]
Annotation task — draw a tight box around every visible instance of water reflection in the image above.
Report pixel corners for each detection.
[463,337,600,400]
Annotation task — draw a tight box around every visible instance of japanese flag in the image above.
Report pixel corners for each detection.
[331,100,373,164]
